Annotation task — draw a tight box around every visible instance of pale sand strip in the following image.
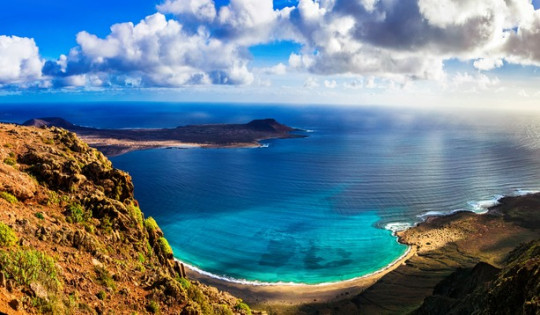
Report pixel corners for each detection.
[185,246,416,306]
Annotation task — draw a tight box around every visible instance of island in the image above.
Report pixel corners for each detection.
[22,117,305,156]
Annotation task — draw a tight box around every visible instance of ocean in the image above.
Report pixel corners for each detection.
[2,102,540,284]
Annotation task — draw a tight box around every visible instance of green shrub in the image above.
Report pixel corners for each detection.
[0,222,18,247]
[127,204,143,227]
[178,277,191,290]
[3,157,16,166]
[137,252,145,263]
[158,237,173,256]
[0,249,61,290]
[147,300,159,313]
[0,192,17,204]
[96,290,106,300]
[100,216,113,234]
[66,203,88,223]
[35,212,44,220]
[144,217,159,233]
[94,266,115,290]
[235,301,252,315]
[47,191,61,206]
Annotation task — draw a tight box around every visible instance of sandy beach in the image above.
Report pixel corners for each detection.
[184,245,416,307]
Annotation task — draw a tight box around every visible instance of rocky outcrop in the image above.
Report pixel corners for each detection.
[0,123,250,314]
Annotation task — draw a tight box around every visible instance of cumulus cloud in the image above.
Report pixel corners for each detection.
[284,0,540,81]
[0,36,43,85]
[43,13,254,87]
[473,58,504,71]
[4,0,540,90]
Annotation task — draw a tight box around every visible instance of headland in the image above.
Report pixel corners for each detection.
[22,117,305,156]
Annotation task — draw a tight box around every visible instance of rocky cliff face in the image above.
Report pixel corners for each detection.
[414,240,539,314]
[0,123,250,314]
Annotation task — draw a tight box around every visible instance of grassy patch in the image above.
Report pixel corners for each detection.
[0,222,18,247]
[94,266,116,290]
[158,237,173,256]
[235,301,252,315]
[3,157,16,166]
[178,277,191,290]
[96,290,106,300]
[147,300,159,314]
[127,204,143,227]
[0,191,18,204]
[35,212,44,220]
[137,252,146,263]
[144,217,159,233]
[0,249,61,290]
[65,203,89,223]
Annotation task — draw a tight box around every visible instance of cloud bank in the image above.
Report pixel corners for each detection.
[0,36,43,86]
[1,0,540,89]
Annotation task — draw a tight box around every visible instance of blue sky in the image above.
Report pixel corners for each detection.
[1,0,540,108]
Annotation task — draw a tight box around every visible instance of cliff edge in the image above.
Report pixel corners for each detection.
[0,123,251,314]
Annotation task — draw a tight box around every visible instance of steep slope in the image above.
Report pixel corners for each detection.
[414,240,539,314]
[0,123,251,314]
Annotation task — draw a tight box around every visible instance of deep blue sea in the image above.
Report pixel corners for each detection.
[2,103,540,284]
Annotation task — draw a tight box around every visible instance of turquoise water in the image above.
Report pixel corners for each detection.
[2,103,540,284]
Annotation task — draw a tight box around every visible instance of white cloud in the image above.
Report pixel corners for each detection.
[157,0,216,22]
[304,76,319,88]
[451,72,500,91]
[0,36,43,85]
[46,13,254,87]
[324,79,336,88]
[473,58,504,71]
[260,63,287,75]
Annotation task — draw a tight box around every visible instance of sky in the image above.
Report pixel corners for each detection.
[1,0,540,108]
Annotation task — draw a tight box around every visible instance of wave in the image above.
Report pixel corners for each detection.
[387,188,539,233]
[467,194,504,214]
[174,245,412,287]
[384,222,414,233]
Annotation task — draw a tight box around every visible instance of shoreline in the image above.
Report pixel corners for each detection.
[185,246,416,306]
[80,136,263,156]
[178,190,539,308]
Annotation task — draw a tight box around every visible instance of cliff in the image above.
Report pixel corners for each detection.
[414,240,539,314]
[0,123,251,314]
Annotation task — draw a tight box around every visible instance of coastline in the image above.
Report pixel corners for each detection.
[79,135,263,156]
[183,245,416,306]
[177,190,540,310]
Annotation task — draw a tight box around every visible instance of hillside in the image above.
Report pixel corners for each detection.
[414,239,539,314]
[0,123,251,314]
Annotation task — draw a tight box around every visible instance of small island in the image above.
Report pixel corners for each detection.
[22,117,305,156]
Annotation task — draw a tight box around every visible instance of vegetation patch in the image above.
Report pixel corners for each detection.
[0,191,18,204]
[0,222,18,247]
[147,300,160,313]
[65,202,89,223]
[144,217,159,233]
[235,301,252,315]
[3,157,16,166]
[35,212,45,220]
[158,237,173,256]
[127,203,143,227]
[94,265,116,290]
[0,249,61,290]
